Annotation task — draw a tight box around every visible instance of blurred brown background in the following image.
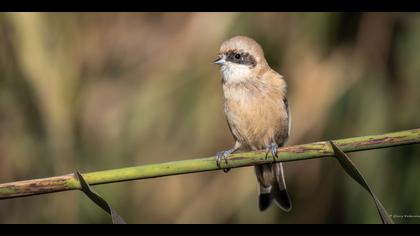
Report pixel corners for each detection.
[0,12,419,223]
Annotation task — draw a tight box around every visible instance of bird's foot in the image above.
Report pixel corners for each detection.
[265,142,279,162]
[216,149,236,173]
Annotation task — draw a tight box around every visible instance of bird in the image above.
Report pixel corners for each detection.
[213,36,292,212]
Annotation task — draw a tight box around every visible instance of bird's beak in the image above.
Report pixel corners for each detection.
[213,55,226,65]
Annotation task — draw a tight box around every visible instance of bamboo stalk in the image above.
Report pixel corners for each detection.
[1,128,419,200]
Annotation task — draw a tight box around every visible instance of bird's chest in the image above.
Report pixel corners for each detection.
[223,84,286,149]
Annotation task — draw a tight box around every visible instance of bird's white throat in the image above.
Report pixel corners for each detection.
[220,63,253,85]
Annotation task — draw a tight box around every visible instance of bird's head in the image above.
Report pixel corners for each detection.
[214,36,268,84]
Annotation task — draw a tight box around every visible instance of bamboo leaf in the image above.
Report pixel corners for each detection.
[76,171,126,224]
[329,141,394,224]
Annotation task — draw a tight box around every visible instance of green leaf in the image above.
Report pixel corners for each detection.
[76,171,126,224]
[329,141,394,224]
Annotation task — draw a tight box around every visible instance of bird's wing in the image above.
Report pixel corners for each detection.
[269,70,290,145]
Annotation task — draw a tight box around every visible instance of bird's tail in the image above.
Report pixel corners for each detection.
[255,162,292,212]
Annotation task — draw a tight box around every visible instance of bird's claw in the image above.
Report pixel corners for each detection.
[216,150,233,173]
[265,143,279,162]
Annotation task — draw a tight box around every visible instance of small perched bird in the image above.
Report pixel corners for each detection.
[214,36,292,212]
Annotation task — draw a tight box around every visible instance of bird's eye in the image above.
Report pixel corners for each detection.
[235,53,241,59]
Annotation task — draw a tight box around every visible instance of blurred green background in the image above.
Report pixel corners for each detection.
[0,12,420,224]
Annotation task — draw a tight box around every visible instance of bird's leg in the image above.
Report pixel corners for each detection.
[265,142,279,162]
[216,147,238,173]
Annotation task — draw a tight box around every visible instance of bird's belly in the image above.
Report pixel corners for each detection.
[225,99,288,150]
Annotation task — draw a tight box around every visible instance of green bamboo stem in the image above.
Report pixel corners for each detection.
[1,128,419,200]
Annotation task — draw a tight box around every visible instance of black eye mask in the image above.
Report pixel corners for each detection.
[225,51,256,68]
